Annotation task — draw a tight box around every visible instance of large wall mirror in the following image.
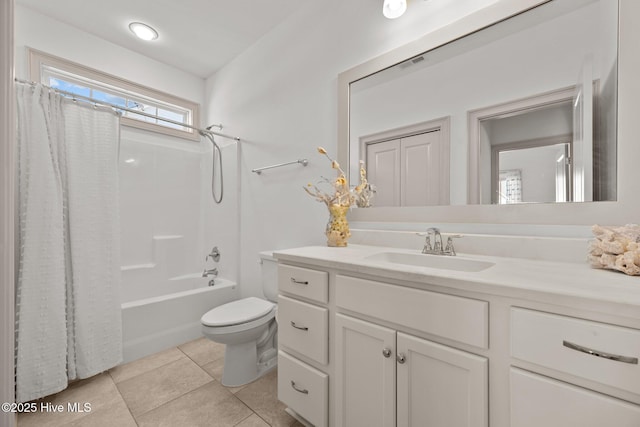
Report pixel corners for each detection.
[341,0,621,218]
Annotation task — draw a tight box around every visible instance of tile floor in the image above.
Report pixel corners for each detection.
[18,338,304,427]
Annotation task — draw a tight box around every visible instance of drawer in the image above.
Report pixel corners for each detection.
[336,275,488,349]
[278,264,329,304]
[511,368,640,427]
[278,295,329,364]
[278,350,328,427]
[511,307,640,395]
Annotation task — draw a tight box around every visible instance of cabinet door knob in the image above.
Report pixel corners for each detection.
[382,348,392,358]
[396,353,406,364]
[291,380,309,394]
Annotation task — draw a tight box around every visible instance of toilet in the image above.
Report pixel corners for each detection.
[201,251,278,387]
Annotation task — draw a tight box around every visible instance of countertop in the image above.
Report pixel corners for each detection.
[274,244,640,321]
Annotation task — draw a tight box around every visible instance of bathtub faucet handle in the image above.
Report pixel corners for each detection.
[206,246,221,262]
[202,268,218,278]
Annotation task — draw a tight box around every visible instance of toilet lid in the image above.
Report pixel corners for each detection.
[201,297,276,327]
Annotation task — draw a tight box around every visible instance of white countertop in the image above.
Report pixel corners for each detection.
[274,244,640,321]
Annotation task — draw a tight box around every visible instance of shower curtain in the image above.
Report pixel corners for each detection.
[15,83,123,402]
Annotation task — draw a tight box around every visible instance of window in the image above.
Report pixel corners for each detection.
[498,170,523,204]
[29,48,200,141]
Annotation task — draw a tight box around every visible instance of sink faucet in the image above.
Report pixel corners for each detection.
[202,267,218,278]
[421,228,461,256]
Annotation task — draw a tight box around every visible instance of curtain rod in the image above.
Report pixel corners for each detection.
[14,79,240,142]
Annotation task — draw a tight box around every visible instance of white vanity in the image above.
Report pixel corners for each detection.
[274,244,640,427]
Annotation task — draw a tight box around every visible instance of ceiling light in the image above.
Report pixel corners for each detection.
[129,22,158,41]
[383,0,407,19]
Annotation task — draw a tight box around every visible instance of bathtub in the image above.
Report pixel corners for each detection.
[121,275,239,363]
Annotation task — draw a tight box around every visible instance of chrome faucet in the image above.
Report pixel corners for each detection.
[202,267,218,278]
[421,228,461,256]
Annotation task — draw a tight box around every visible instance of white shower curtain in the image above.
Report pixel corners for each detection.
[15,83,123,402]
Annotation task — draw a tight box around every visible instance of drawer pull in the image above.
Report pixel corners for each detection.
[290,277,309,285]
[291,380,309,394]
[562,340,639,365]
[290,321,309,331]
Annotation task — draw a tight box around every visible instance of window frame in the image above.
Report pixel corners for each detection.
[28,48,201,142]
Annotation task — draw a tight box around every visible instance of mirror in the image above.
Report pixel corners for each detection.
[346,0,618,207]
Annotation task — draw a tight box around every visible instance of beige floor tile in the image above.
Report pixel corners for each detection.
[17,373,120,427]
[201,357,247,394]
[235,370,295,427]
[65,395,136,427]
[136,381,253,427]
[178,337,226,367]
[109,347,184,383]
[117,356,213,417]
[234,413,270,427]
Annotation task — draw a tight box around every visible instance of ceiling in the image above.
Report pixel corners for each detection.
[16,0,307,78]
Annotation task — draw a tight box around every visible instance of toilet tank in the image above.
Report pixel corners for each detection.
[259,251,278,302]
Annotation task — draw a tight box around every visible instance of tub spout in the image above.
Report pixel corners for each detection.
[202,268,218,278]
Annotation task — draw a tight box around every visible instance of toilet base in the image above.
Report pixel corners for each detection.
[221,341,277,387]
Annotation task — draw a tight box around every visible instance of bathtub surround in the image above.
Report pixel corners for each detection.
[15,82,122,402]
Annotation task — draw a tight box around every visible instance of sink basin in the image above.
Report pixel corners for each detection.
[365,252,494,272]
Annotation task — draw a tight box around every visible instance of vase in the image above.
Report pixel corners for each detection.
[326,204,351,247]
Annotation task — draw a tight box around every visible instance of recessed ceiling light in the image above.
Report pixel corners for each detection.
[129,22,158,41]
[383,0,407,19]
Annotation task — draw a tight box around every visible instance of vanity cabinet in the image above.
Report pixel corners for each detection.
[274,245,640,427]
[334,274,488,427]
[276,264,330,427]
[335,313,488,427]
[510,307,640,427]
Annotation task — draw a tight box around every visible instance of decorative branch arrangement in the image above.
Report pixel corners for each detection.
[303,147,373,246]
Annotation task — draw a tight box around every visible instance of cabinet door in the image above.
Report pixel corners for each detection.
[335,314,396,427]
[397,332,488,427]
[511,368,640,427]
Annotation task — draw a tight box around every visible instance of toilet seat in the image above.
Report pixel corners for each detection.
[202,297,276,327]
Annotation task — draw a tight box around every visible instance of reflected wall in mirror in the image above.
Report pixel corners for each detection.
[347,0,618,207]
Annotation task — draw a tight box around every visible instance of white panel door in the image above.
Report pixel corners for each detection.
[511,368,640,427]
[397,332,488,427]
[335,314,396,427]
[401,131,441,206]
[366,139,401,206]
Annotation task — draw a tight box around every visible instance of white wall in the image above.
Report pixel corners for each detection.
[14,6,239,293]
[204,0,502,298]
[1,0,15,424]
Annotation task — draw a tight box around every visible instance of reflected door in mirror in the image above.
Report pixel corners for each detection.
[365,130,446,207]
